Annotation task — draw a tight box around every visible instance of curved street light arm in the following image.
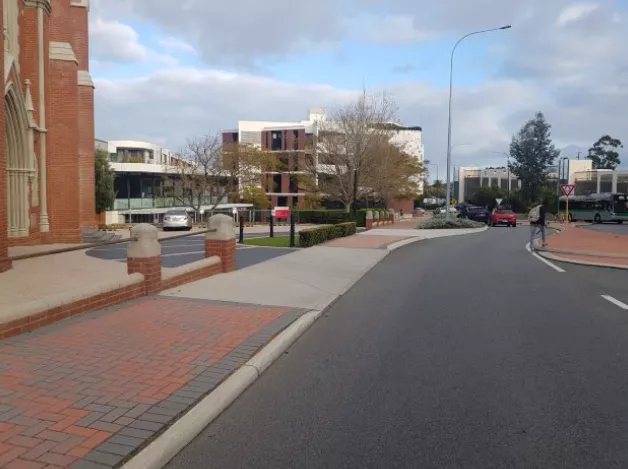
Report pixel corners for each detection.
[445,25,511,217]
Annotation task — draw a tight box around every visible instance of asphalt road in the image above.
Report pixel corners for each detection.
[166,226,628,469]
[87,232,296,269]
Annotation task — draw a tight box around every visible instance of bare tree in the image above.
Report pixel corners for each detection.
[303,91,401,211]
[163,132,274,215]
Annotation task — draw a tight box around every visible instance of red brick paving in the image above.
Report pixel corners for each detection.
[377,218,422,230]
[0,297,290,468]
[545,225,628,267]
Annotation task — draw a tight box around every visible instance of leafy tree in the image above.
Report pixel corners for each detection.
[588,135,622,170]
[509,112,560,203]
[302,91,400,212]
[240,186,270,209]
[469,186,504,210]
[95,148,115,213]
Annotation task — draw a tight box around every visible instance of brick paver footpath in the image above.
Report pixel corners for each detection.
[0,297,306,468]
[545,225,628,266]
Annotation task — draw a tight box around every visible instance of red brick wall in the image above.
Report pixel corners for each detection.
[0,0,9,271]
[73,5,95,230]
[47,0,81,243]
[388,199,414,214]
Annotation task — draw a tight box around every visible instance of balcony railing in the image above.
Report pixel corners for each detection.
[113,196,227,211]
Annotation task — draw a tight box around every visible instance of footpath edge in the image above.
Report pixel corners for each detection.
[537,250,628,270]
[119,224,484,469]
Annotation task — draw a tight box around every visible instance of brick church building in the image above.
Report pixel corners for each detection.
[0,0,94,272]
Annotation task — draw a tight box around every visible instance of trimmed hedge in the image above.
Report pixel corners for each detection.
[299,222,357,247]
[416,218,485,229]
[295,210,351,224]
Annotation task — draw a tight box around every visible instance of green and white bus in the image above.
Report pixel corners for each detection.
[558,193,628,224]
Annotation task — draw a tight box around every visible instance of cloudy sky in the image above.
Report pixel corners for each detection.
[90,0,628,181]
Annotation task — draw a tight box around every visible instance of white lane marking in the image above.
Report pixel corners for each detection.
[601,295,628,310]
[525,242,565,272]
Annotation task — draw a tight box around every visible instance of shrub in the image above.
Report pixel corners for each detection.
[337,222,357,236]
[416,218,485,229]
[298,222,357,247]
[295,210,351,225]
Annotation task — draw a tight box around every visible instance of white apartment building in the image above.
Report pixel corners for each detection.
[225,108,425,206]
[96,139,247,224]
[104,140,175,165]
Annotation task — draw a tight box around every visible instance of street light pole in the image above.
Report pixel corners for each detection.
[445,25,512,219]
[491,151,511,196]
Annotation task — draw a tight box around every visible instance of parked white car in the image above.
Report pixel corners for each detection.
[163,209,193,231]
[438,207,458,215]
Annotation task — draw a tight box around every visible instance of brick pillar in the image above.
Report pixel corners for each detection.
[0,0,9,272]
[205,214,236,273]
[365,211,373,230]
[48,1,81,242]
[74,0,96,232]
[127,224,162,295]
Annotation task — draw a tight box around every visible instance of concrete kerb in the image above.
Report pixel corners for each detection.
[120,309,324,469]
[119,225,489,469]
[537,250,628,270]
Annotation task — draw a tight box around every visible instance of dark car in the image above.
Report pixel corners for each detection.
[461,205,490,224]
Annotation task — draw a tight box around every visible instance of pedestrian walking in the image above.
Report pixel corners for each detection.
[528,198,547,249]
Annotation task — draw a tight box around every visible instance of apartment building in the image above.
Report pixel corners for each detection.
[222,108,425,207]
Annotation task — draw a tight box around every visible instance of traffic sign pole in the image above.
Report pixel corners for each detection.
[560,184,575,224]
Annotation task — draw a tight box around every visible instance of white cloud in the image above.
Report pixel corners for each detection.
[348,15,434,44]
[556,2,600,26]
[157,37,196,54]
[92,0,628,173]
[90,16,177,66]
[90,17,148,63]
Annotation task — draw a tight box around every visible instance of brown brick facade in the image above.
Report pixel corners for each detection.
[1,0,94,262]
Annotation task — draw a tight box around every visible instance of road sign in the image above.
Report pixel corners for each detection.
[560,184,575,196]
[495,198,503,205]
[450,198,457,205]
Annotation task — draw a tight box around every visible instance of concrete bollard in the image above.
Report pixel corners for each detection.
[127,223,162,295]
[365,211,373,230]
[205,214,236,272]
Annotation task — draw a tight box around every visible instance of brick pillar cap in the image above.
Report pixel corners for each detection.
[128,223,161,258]
[207,214,235,241]
[366,211,373,219]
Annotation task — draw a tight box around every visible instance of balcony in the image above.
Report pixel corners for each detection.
[113,195,227,212]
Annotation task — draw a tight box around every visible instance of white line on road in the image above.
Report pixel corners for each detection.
[525,242,565,273]
[601,295,628,310]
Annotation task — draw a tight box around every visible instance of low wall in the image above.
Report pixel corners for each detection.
[0,216,236,340]
[0,274,145,339]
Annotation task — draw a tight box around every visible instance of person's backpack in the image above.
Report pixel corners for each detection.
[528,205,541,223]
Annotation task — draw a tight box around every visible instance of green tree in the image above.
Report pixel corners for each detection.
[240,186,270,209]
[509,112,560,203]
[588,135,622,170]
[95,148,115,213]
[469,186,504,210]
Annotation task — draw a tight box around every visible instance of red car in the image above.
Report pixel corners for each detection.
[489,208,517,227]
